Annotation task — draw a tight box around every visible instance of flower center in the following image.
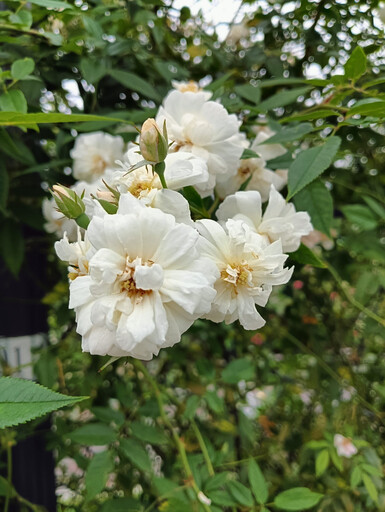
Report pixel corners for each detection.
[220,262,253,291]
[92,155,108,175]
[119,257,164,301]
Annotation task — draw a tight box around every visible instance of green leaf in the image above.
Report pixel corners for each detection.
[305,440,329,450]
[207,489,238,507]
[363,196,385,220]
[91,406,125,427]
[350,466,362,488]
[204,390,225,414]
[109,70,160,101]
[119,438,152,472]
[248,459,269,504]
[329,448,343,472]
[80,58,107,84]
[361,464,383,477]
[289,244,326,268]
[68,424,117,446]
[348,100,385,117]
[130,420,168,445]
[0,127,35,165]
[281,110,340,123]
[274,487,323,511]
[344,46,367,81]
[287,136,341,199]
[362,473,378,502]
[263,123,314,144]
[0,476,15,497]
[0,377,87,429]
[0,220,25,276]
[100,498,142,512]
[294,180,333,235]
[0,112,127,126]
[315,449,329,477]
[221,358,254,384]
[0,90,27,113]
[241,148,260,159]
[86,451,114,500]
[183,395,200,420]
[0,161,8,212]
[7,0,74,9]
[227,480,254,507]
[11,58,35,81]
[257,87,311,112]
[205,473,231,493]
[235,84,261,104]
[341,204,378,231]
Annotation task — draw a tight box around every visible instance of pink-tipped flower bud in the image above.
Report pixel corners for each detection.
[139,118,168,164]
[52,184,86,219]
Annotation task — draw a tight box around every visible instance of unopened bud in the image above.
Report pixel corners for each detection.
[139,118,168,163]
[51,184,86,219]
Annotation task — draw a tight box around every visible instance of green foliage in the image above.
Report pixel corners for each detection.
[0,377,87,428]
[274,487,324,510]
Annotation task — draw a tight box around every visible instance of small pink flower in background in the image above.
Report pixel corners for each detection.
[251,333,264,345]
[334,434,358,458]
[293,280,304,290]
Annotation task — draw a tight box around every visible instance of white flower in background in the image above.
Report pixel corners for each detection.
[226,21,250,45]
[43,181,99,241]
[171,80,212,100]
[156,90,245,197]
[197,218,292,329]
[62,194,217,359]
[333,434,358,458]
[70,132,124,182]
[240,386,275,419]
[216,187,313,253]
[216,126,288,200]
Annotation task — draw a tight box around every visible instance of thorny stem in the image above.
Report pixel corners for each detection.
[191,420,215,477]
[134,360,212,511]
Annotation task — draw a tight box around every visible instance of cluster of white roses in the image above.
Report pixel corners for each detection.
[46,81,313,360]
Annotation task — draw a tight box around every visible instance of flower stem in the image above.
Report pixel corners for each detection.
[192,420,215,476]
[134,360,212,511]
[4,441,12,512]
[154,162,168,189]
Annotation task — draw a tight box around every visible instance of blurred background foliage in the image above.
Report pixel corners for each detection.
[1,0,385,510]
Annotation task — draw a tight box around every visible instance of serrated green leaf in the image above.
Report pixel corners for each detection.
[11,58,35,80]
[0,377,87,429]
[287,136,341,199]
[345,46,367,81]
[294,180,333,235]
[131,421,168,445]
[68,423,117,446]
[248,459,269,504]
[257,87,311,112]
[91,406,125,427]
[315,449,329,477]
[0,90,27,113]
[85,451,114,500]
[289,244,326,268]
[348,100,385,117]
[119,438,152,472]
[281,110,340,123]
[263,123,313,144]
[274,487,323,510]
[362,473,378,502]
[221,358,254,384]
[109,70,160,101]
